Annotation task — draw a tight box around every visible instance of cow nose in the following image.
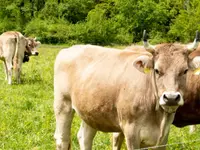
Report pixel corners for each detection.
[163,92,181,105]
[35,52,39,56]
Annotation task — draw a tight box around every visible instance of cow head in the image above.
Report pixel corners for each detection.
[25,37,41,56]
[133,30,200,113]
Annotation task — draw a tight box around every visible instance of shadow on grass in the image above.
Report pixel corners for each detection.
[0,77,44,85]
[20,78,44,85]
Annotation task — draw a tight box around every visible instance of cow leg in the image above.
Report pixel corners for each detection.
[15,59,22,84]
[155,132,169,150]
[54,94,74,150]
[5,59,13,84]
[112,132,124,150]
[3,60,8,81]
[77,121,97,150]
[123,124,140,150]
[189,125,196,133]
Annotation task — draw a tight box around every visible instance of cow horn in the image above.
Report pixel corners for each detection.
[187,30,200,51]
[143,30,155,53]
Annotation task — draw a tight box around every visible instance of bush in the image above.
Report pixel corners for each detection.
[168,0,200,43]
[24,18,72,44]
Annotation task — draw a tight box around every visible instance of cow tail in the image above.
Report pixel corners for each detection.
[13,32,20,70]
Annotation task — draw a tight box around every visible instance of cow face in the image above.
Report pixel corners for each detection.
[152,44,188,112]
[133,30,200,113]
[25,37,41,56]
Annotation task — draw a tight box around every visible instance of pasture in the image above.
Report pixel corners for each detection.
[0,44,200,150]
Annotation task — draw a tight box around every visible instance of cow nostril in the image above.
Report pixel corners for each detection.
[175,94,180,102]
[163,94,168,101]
[35,52,39,56]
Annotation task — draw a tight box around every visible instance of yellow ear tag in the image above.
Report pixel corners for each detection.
[144,67,151,74]
[194,68,200,75]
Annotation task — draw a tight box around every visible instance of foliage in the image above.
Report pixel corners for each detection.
[1,0,200,44]
[169,0,200,42]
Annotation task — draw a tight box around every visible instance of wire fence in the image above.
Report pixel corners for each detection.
[135,138,200,150]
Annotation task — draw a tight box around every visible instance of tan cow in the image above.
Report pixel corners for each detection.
[0,31,41,84]
[126,44,200,134]
[54,31,200,150]
[111,43,200,148]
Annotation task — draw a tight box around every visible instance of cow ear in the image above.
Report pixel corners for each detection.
[36,41,41,47]
[133,55,153,73]
[190,56,200,75]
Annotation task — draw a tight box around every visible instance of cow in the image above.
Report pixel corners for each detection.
[172,47,200,132]
[125,45,200,134]
[53,30,200,150]
[0,31,41,84]
[112,41,200,148]
[22,37,41,63]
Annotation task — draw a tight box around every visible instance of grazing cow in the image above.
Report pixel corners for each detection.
[54,31,200,150]
[0,31,41,84]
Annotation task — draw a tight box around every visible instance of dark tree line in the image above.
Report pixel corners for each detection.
[0,0,200,45]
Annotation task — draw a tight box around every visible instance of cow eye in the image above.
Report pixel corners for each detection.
[155,69,160,75]
[183,69,188,74]
[154,69,163,76]
[179,69,188,76]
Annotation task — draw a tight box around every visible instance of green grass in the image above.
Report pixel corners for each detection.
[0,44,200,150]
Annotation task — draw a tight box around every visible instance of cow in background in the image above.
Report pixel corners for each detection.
[173,47,200,133]
[23,37,41,63]
[53,30,200,150]
[0,31,41,84]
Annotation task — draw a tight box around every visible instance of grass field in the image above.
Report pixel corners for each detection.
[0,44,200,150]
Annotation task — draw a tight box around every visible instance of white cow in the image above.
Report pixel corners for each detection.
[0,31,40,84]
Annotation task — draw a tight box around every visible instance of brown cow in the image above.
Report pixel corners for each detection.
[0,31,40,84]
[172,47,200,132]
[54,31,200,150]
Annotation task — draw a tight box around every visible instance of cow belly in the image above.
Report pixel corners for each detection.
[72,104,121,132]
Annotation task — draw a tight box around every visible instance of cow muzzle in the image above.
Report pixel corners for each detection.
[32,51,39,56]
[160,92,184,106]
[159,92,184,112]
